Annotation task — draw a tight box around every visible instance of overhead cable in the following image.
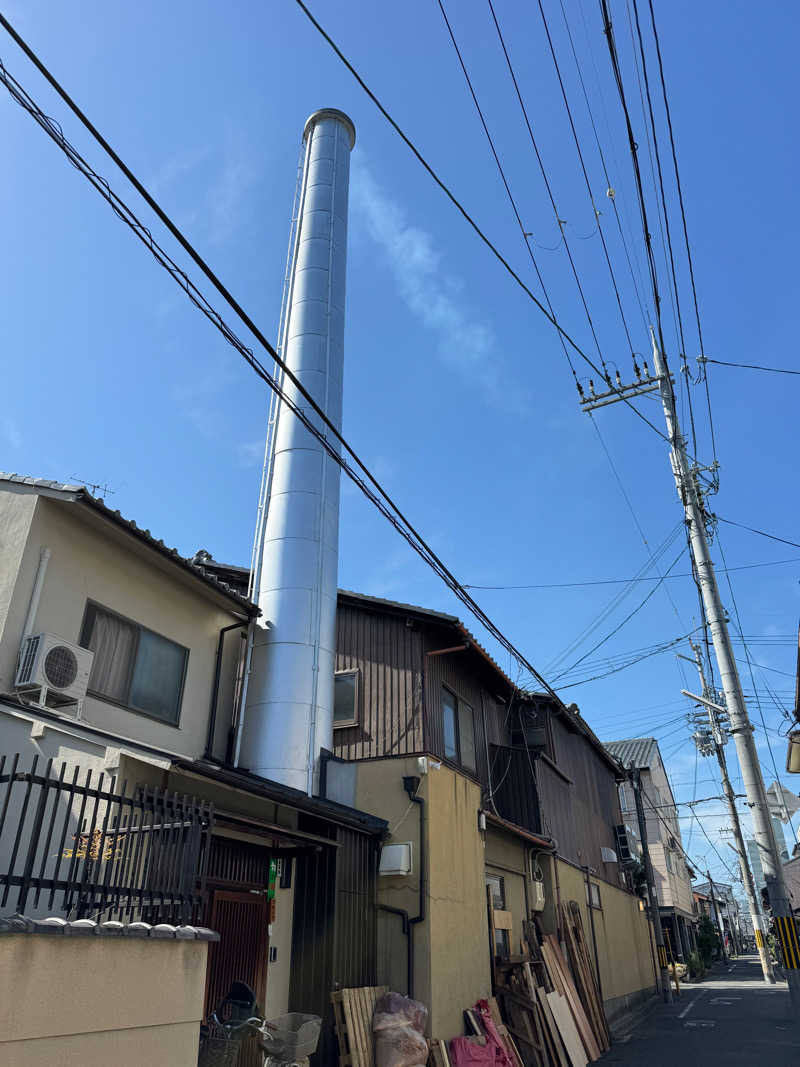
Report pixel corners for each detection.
[433,0,582,379]
[0,52,565,704]
[289,0,691,451]
[717,517,800,552]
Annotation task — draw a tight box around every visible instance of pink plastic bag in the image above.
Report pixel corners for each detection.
[448,1037,496,1065]
[372,992,429,1067]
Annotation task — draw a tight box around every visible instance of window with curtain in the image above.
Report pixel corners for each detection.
[440,686,476,772]
[80,602,188,725]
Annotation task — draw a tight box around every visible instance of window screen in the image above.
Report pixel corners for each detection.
[81,603,188,725]
[333,670,359,727]
[459,701,476,771]
[442,688,458,760]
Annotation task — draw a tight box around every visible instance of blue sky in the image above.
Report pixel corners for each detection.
[2,1,799,886]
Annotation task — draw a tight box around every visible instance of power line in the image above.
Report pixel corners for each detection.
[644,0,717,463]
[557,0,651,331]
[290,0,696,452]
[557,631,696,690]
[0,50,569,706]
[703,357,800,377]
[629,0,698,453]
[547,523,683,673]
[433,0,583,380]
[506,0,638,359]
[717,516,800,552]
[552,544,686,681]
[464,554,800,590]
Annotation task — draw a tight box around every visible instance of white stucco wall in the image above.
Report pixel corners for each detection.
[0,489,244,761]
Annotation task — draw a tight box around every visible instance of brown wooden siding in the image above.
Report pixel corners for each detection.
[489,745,541,834]
[290,815,379,1065]
[423,628,511,785]
[333,604,425,760]
[536,713,621,883]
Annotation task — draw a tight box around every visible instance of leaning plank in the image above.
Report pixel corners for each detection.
[535,987,569,1067]
[542,937,599,1061]
[546,992,588,1067]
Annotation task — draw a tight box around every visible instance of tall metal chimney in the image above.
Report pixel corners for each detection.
[240,108,356,793]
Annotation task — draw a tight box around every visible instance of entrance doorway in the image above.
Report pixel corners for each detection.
[204,888,270,1018]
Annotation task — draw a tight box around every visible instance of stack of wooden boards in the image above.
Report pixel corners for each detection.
[492,903,610,1067]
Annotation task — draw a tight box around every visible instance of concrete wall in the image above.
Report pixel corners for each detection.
[352,757,491,1039]
[0,492,243,761]
[0,934,208,1067]
[553,859,657,1023]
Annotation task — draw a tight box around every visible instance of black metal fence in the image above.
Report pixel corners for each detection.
[0,753,213,923]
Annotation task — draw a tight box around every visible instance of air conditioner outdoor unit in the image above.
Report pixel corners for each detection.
[614,824,642,865]
[15,633,94,710]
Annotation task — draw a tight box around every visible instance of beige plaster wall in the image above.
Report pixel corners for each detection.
[0,494,243,760]
[0,935,208,1067]
[353,756,431,1006]
[484,826,529,958]
[554,859,656,1016]
[426,765,491,1038]
[0,490,36,649]
[352,758,492,1039]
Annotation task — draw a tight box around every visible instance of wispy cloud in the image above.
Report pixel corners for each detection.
[147,138,257,248]
[1,416,22,450]
[351,161,524,410]
[236,439,266,469]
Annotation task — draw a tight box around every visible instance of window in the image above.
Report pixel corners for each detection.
[80,602,188,725]
[333,669,359,727]
[441,686,476,771]
[665,850,674,875]
[585,881,602,910]
[486,873,511,956]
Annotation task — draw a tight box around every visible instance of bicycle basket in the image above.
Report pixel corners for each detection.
[199,1021,248,1067]
[257,1013,322,1059]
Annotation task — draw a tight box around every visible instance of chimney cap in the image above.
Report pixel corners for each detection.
[303,108,356,149]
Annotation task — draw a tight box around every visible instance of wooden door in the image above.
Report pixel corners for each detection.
[205,889,270,1067]
[205,889,270,1016]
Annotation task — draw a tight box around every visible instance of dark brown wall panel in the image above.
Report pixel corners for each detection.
[333,604,425,760]
[537,714,621,882]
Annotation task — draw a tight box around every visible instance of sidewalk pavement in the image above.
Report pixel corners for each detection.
[601,955,800,1065]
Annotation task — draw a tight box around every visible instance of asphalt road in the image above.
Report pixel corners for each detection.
[601,956,800,1065]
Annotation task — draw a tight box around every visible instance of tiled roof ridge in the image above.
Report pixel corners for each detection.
[0,913,219,939]
[0,472,258,615]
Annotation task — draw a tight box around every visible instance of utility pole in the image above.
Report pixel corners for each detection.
[582,330,798,1004]
[706,869,728,963]
[681,641,775,981]
[630,767,673,1002]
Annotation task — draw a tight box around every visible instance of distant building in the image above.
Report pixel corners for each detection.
[606,737,697,964]
[694,880,743,954]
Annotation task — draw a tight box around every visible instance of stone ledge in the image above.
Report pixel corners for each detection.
[0,914,219,941]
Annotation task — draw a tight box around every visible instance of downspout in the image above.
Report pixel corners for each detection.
[583,866,604,1001]
[204,620,247,760]
[232,618,257,767]
[405,776,426,999]
[22,547,51,639]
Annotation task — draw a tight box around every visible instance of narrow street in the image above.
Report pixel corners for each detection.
[603,957,800,1065]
